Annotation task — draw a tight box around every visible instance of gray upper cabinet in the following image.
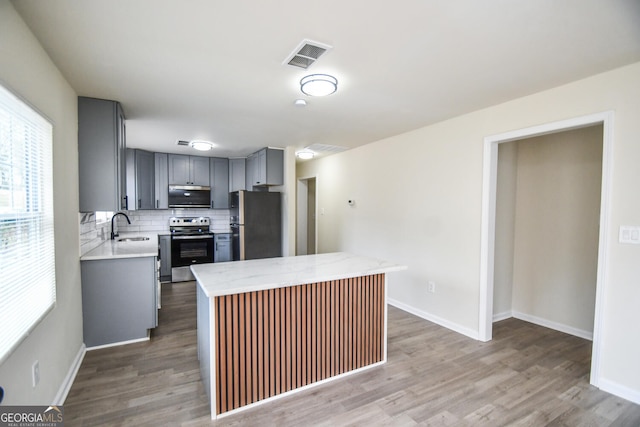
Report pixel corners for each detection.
[154,153,169,209]
[229,158,246,192]
[210,157,229,209]
[246,147,284,187]
[168,154,210,185]
[245,153,257,190]
[191,156,210,185]
[126,149,155,210]
[137,150,156,209]
[78,97,127,212]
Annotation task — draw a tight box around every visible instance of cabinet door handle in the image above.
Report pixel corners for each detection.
[156,200,159,209]
[211,201,214,209]
[124,196,128,210]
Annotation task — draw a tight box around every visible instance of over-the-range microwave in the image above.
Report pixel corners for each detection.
[168,185,211,208]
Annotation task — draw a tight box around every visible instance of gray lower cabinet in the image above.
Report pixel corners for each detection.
[158,235,172,282]
[210,157,229,209]
[81,256,158,347]
[154,152,169,209]
[214,233,232,262]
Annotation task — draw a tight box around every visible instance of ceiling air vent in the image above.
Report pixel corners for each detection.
[305,143,348,154]
[284,39,333,69]
[176,140,190,146]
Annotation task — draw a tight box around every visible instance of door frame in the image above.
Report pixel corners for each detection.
[478,111,614,388]
[296,175,318,256]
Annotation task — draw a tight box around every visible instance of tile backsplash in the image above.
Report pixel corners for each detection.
[79,212,111,256]
[79,209,231,256]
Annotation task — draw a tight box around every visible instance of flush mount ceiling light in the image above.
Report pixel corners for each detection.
[189,140,215,151]
[300,74,338,97]
[296,150,315,160]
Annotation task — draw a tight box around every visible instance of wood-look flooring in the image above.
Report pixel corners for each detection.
[64,281,640,426]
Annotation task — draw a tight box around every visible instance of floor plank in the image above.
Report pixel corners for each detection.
[64,281,640,426]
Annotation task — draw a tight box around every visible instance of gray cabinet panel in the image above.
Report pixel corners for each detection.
[245,152,257,190]
[229,158,246,192]
[210,157,229,209]
[245,148,284,188]
[190,156,211,186]
[136,150,155,209]
[169,154,210,185]
[168,154,190,184]
[154,152,169,209]
[78,97,127,212]
[81,256,157,347]
[126,149,155,210]
[159,235,172,281]
[214,233,232,262]
[126,148,136,210]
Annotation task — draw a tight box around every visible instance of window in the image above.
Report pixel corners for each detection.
[0,83,55,363]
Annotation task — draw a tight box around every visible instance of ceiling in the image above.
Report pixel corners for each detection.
[11,0,640,159]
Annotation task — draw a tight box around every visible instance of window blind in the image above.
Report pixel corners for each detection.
[0,83,56,364]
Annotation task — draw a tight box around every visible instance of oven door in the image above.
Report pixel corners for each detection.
[171,234,214,267]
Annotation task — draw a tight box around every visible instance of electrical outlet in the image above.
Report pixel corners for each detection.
[32,360,40,388]
[428,281,436,293]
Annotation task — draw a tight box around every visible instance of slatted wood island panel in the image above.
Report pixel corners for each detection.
[192,253,405,419]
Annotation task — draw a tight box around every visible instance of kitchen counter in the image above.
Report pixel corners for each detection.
[80,233,160,348]
[194,252,406,419]
[80,233,158,260]
[191,252,405,297]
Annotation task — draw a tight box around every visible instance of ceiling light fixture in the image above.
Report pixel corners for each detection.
[189,140,215,151]
[296,150,315,160]
[300,74,338,97]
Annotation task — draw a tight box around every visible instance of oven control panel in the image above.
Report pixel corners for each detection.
[169,217,210,227]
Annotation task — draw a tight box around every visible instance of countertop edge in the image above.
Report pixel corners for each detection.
[192,253,407,298]
[80,233,159,261]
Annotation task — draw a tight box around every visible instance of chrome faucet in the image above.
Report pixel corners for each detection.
[111,212,131,240]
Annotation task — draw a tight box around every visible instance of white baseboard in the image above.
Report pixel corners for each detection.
[54,343,86,405]
[86,336,149,351]
[598,378,640,405]
[511,311,593,341]
[493,311,512,322]
[387,298,479,340]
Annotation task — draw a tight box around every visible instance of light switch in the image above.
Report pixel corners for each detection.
[619,226,640,244]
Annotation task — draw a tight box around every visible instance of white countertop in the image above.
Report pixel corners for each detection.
[191,252,407,297]
[80,234,158,261]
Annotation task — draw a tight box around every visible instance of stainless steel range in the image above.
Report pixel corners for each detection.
[169,217,214,282]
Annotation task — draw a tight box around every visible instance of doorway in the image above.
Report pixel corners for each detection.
[479,112,613,388]
[296,176,317,255]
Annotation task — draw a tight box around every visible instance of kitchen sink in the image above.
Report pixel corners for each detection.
[117,236,150,242]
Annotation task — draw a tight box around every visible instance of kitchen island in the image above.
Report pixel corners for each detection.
[191,252,406,419]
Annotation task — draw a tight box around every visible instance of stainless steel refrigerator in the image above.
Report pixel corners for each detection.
[230,190,282,261]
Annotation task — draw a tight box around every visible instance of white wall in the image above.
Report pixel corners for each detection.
[494,126,602,337]
[0,1,84,404]
[297,62,640,401]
